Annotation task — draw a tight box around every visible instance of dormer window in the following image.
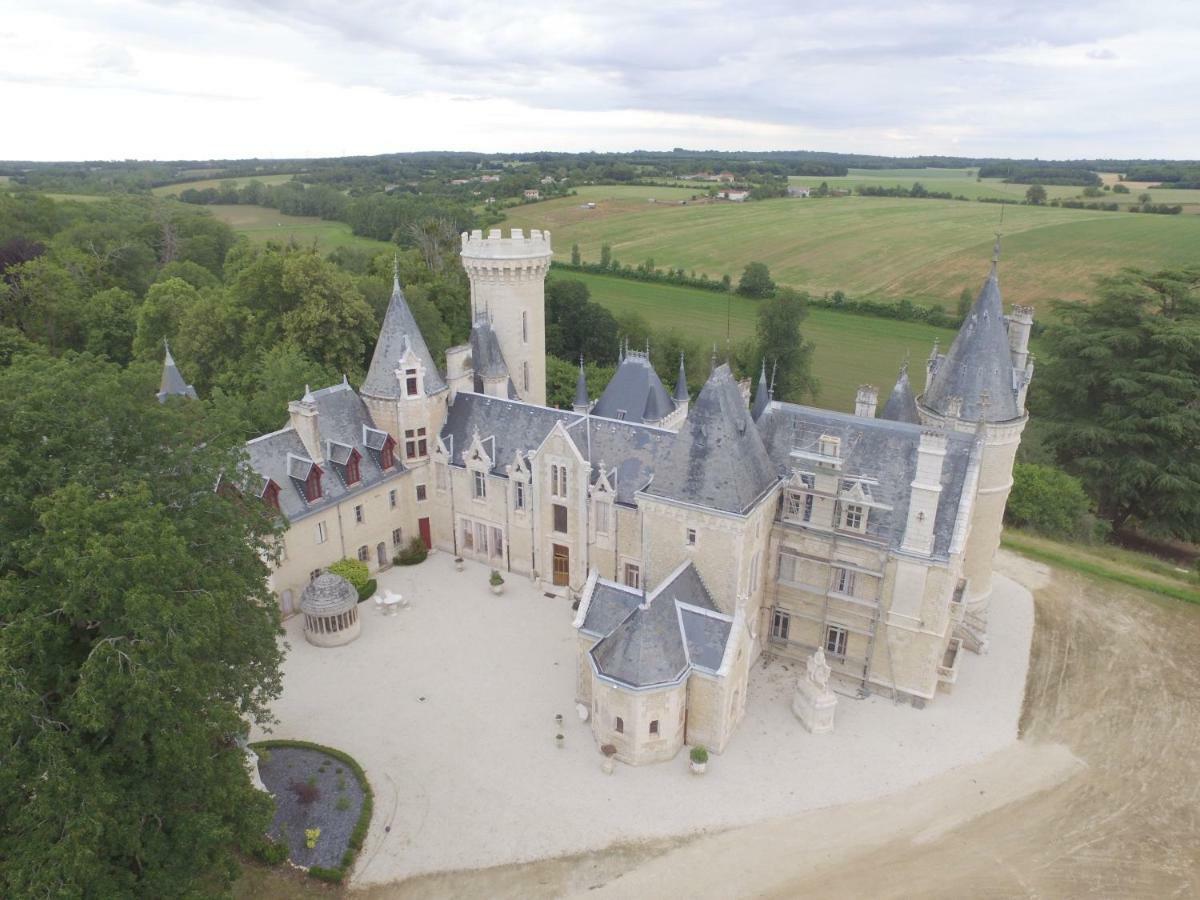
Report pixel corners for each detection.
[263,480,281,511]
[405,367,419,397]
[305,465,324,502]
[344,449,362,485]
[379,436,396,470]
[818,435,841,458]
[842,503,865,531]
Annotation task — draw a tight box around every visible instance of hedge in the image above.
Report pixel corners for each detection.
[250,739,376,885]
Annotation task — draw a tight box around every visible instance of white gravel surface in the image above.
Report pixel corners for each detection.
[253,551,1034,886]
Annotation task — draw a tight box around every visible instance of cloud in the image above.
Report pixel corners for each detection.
[3,0,1200,159]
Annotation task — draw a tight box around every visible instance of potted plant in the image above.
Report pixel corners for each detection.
[600,743,617,775]
[689,745,708,775]
[555,733,565,748]
[490,570,505,595]
[454,556,464,572]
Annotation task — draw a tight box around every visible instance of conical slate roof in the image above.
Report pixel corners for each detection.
[923,260,1019,422]
[469,320,508,379]
[645,363,777,514]
[751,360,770,420]
[157,341,197,402]
[673,353,689,402]
[591,354,674,423]
[361,277,447,399]
[880,365,920,424]
[574,359,589,408]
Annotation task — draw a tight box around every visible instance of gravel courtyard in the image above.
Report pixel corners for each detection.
[252,550,1034,886]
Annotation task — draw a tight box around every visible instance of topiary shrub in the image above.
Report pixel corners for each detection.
[394,536,428,566]
[357,579,376,603]
[689,745,709,764]
[329,558,370,593]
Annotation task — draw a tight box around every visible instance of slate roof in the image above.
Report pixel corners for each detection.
[469,320,508,379]
[574,361,589,408]
[245,382,405,523]
[440,392,579,469]
[157,342,197,402]
[361,277,447,399]
[300,573,358,615]
[588,563,730,689]
[644,363,778,515]
[751,361,770,421]
[580,581,641,636]
[756,401,975,559]
[923,261,1020,422]
[880,365,920,424]
[673,354,689,403]
[591,354,676,423]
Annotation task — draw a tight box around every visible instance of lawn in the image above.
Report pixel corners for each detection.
[204,204,394,254]
[152,173,302,196]
[554,271,955,411]
[507,192,1200,315]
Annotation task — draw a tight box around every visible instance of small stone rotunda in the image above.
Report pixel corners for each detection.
[300,573,361,647]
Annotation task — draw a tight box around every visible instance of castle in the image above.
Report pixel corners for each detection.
[164,227,1033,766]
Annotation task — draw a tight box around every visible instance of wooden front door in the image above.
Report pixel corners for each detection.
[377,542,387,566]
[418,517,432,550]
[552,544,570,587]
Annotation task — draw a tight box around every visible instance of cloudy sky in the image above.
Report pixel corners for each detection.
[3,1,1199,161]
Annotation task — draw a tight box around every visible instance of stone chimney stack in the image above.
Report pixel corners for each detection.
[288,386,323,463]
[855,384,878,418]
[901,431,947,556]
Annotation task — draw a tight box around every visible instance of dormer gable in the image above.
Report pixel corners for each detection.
[261,478,281,511]
[464,428,494,471]
[394,337,426,399]
[287,453,324,502]
[362,425,396,470]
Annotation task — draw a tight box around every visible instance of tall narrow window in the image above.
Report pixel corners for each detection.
[594,500,610,535]
[521,310,528,343]
[379,436,395,470]
[833,567,855,596]
[344,450,361,485]
[686,527,697,546]
[416,484,427,502]
[771,609,790,640]
[405,367,419,396]
[354,504,364,524]
[553,503,568,533]
[649,720,659,735]
[803,494,814,522]
[357,544,369,562]
[392,527,403,546]
[615,716,624,734]
[435,463,448,492]
[825,624,849,657]
[523,361,530,392]
[389,489,397,509]
[473,470,487,500]
[514,481,526,510]
[315,521,328,544]
[305,465,323,501]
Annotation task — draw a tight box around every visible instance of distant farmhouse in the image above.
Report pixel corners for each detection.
[163,227,1033,766]
[788,185,811,197]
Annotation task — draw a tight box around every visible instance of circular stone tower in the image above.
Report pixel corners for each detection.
[460,228,552,406]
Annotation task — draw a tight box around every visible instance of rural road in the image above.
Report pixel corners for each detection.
[368,551,1200,899]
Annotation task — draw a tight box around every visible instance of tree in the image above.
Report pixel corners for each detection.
[1025,184,1047,205]
[1038,267,1200,539]
[752,288,817,402]
[570,243,581,266]
[599,243,612,270]
[737,262,776,299]
[1139,192,1152,204]
[1006,463,1096,539]
[0,353,284,896]
[546,356,614,409]
[957,286,973,320]
[1112,183,1131,194]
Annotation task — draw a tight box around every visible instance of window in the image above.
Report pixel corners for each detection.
[522,361,530,393]
[263,480,281,511]
[623,562,641,590]
[492,526,504,559]
[804,494,814,522]
[472,470,487,500]
[843,503,864,530]
[357,545,369,562]
[379,437,395,470]
[550,464,567,499]
[354,504,364,524]
[389,489,397,509]
[825,625,849,657]
[404,427,428,460]
[772,609,790,640]
[435,463,448,492]
[786,492,813,522]
[514,481,526,510]
[615,410,627,421]
[305,465,323,501]
[344,451,361,485]
[615,716,624,734]
[404,367,419,396]
[315,521,328,544]
[553,504,568,533]
[416,484,427,502]
[521,310,528,343]
[833,566,855,596]
[310,568,322,582]
[476,523,489,555]
[392,528,403,546]
[778,553,799,584]
[686,527,697,546]
[461,520,474,550]
[594,500,610,535]
[649,719,659,735]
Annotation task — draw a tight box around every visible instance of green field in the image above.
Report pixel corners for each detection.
[152,174,302,196]
[507,192,1200,314]
[556,270,954,411]
[203,204,393,254]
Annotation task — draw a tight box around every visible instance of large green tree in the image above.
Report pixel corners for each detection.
[1038,267,1200,539]
[736,261,776,298]
[750,287,817,402]
[0,352,284,896]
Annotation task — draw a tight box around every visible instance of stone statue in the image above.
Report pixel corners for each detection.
[806,647,831,690]
[793,647,837,734]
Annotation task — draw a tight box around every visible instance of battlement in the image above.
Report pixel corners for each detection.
[1009,304,1035,323]
[461,227,553,260]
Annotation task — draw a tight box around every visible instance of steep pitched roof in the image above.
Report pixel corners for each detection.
[591,353,675,423]
[923,259,1019,422]
[751,360,770,421]
[574,359,589,408]
[673,353,689,403]
[880,365,920,424]
[361,276,446,399]
[644,363,778,515]
[469,320,508,379]
[157,341,197,402]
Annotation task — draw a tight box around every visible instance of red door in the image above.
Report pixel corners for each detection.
[418,517,432,550]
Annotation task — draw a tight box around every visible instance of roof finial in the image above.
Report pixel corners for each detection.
[162,337,174,365]
[393,252,400,283]
[710,342,718,372]
[769,359,777,398]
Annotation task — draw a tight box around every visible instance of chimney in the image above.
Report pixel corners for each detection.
[288,386,323,463]
[855,384,878,418]
[901,431,947,555]
[1006,305,1034,371]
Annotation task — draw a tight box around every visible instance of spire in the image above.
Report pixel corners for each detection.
[880,361,920,423]
[362,274,447,399]
[673,351,689,402]
[573,355,589,411]
[751,359,770,420]
[769,359,777,399]
[156,339,197,402]
[922,245,1020,423]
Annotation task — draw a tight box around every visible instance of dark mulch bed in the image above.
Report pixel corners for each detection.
[257,746,366,870]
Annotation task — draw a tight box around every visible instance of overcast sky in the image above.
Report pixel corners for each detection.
[3,1,1199,161]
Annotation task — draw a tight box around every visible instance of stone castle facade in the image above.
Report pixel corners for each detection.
[166,228,1032,766]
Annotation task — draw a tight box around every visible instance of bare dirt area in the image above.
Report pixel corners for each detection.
[359,550,1200,898]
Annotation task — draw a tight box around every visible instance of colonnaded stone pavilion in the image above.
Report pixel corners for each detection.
[160,227,1033,766]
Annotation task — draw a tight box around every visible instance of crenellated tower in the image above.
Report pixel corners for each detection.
[460,228,552,406]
